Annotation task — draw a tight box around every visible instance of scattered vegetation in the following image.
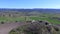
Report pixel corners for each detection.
[0,13,60,24]
[1,21,4,24]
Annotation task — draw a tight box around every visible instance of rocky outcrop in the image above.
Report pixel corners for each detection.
[9,20,60,34]
[23,20,60,34]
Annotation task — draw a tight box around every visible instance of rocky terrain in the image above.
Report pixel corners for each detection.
[9,20,60,34]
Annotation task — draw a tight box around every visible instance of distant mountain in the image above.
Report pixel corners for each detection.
[0,8,60,13]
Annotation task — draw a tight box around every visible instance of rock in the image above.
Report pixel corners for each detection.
[23,20,60,34]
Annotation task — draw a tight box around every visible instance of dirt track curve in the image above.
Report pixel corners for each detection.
[0,22,27,34]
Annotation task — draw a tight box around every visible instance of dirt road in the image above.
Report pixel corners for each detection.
[0,22,27,34]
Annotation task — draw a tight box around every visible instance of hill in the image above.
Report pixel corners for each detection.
[0,8,60,14]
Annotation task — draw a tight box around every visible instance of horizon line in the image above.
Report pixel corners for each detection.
[0,8,60,9]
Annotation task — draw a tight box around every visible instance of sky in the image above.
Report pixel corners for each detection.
[0,0,60,9]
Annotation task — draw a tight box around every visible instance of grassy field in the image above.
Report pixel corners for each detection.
[0,14,60,24]
[0,16,60,24]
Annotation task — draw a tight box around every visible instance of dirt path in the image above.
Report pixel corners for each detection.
[0,22,27,34]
